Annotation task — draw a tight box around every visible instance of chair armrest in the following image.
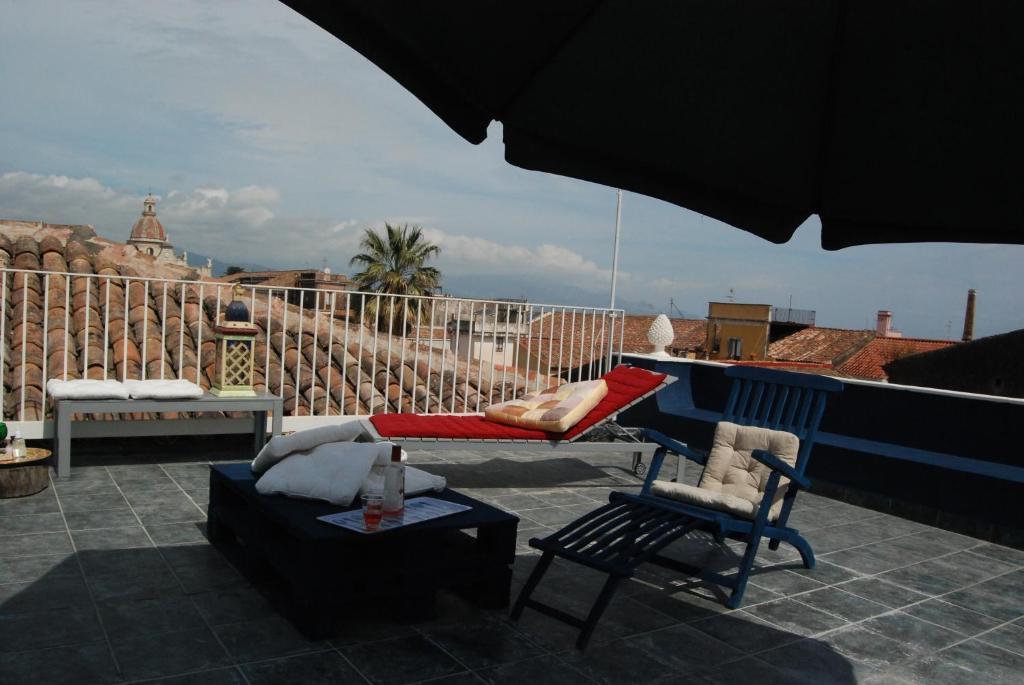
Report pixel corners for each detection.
[644,429,708,466]
[751,449,810,490]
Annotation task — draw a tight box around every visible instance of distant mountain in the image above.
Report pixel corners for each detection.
[185,251,271,278]
[440,273,659,314]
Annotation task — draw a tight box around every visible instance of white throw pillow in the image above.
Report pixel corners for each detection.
[360,465,445,498]
[252,422,368,474]
[255,441,382,506]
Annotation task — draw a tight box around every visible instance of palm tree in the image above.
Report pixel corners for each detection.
[349,224,441,332]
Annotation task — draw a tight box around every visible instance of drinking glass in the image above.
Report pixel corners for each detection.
[361,493,384,531]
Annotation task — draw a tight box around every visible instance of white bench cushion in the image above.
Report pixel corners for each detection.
[651,422,799,521]
[124,379,204,399]
[46,379,130,400]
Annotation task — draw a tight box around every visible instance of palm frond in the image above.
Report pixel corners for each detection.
[348,223,442,331]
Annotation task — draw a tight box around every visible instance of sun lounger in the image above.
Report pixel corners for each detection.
[362,365,674,472]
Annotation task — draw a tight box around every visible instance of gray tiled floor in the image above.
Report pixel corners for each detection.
[2,447,1023,684]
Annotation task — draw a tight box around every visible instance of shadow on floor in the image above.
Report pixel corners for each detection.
[40,433,256,469]
[419,457,631,490]
[0,539,860,684]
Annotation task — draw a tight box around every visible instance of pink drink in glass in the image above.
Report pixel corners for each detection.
[362,493,384,531]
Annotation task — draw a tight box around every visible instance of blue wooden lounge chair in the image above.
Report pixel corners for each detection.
[511,365,842,649]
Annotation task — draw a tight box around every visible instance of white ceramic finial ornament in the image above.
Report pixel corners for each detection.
[647,314,675,356]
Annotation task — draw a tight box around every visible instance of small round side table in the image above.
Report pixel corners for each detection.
[0,447,52,498]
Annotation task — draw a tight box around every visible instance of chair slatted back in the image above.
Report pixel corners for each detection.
[722,366,843,477]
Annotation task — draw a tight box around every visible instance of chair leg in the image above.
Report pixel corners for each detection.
[510,552,554,621]
[726,531,765,609]
[789,535,816,569]
[768,538,781,551]
[577,575,622,650]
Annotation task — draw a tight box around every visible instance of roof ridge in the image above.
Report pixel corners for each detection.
[870,336,956,344]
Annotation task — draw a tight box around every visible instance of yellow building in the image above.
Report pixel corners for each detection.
[705,302,773,361]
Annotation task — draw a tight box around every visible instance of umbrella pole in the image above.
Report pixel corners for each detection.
[609,189,622,309]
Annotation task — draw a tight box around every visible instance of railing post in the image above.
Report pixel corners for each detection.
[325,291,336,416]
[294,289,305,417]
[398,295,409,413]
[341,291,351,414]
[0,272,7,420]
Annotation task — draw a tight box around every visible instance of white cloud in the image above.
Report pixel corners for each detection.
[0,170,667,303]
[422,229,614,288]
[0,171,136,219]
[193,187,230,204]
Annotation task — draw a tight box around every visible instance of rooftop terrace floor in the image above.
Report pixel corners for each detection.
[1,445,1022,684]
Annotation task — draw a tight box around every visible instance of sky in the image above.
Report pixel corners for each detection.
[1,0,1021,340]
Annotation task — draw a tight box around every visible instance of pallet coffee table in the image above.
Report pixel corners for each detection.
[207,463,518,638]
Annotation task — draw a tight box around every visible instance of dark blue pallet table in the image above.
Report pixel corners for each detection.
[207,462,518,639]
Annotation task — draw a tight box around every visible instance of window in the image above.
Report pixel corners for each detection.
[727,337,742,359]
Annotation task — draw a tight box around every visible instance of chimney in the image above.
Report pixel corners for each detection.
[876,310,893,338]
[962,289,977,342]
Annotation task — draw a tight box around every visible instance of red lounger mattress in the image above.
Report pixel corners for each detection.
[369,365,669,442]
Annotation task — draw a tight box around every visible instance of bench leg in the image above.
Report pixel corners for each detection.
[253,411,267,455]
[271,400,283,437]
[56,405,71,479]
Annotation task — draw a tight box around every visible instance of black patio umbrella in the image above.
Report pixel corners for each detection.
[281,1,1024,249]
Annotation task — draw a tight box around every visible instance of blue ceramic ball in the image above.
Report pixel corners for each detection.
[225,298,249,322]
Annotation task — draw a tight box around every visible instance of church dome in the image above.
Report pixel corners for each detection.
[129,195,167,243]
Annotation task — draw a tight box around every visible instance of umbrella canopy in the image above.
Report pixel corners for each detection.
[281,1,1024,249]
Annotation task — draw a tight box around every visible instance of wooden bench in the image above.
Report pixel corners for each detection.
[52,392,283,478]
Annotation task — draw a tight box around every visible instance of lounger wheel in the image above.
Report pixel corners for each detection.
[633,461,647,476]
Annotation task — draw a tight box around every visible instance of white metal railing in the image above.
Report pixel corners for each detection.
[0,267,624,436]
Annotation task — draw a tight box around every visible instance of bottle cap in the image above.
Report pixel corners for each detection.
[390,444,402,462]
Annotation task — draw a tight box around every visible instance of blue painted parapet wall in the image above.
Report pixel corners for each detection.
[618,356,1023,546]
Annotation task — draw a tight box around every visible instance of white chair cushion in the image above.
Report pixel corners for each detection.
[650,481,761,519]
[651,422,799,521]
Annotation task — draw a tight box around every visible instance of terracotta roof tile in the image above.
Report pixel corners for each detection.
[768,326,875,366]
[836,337,957,381]
[618,315,706,355]
[526,313,705,371]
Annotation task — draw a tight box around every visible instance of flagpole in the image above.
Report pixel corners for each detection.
[609,189,622,309]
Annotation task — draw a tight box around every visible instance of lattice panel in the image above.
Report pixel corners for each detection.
[222,340,252,386]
